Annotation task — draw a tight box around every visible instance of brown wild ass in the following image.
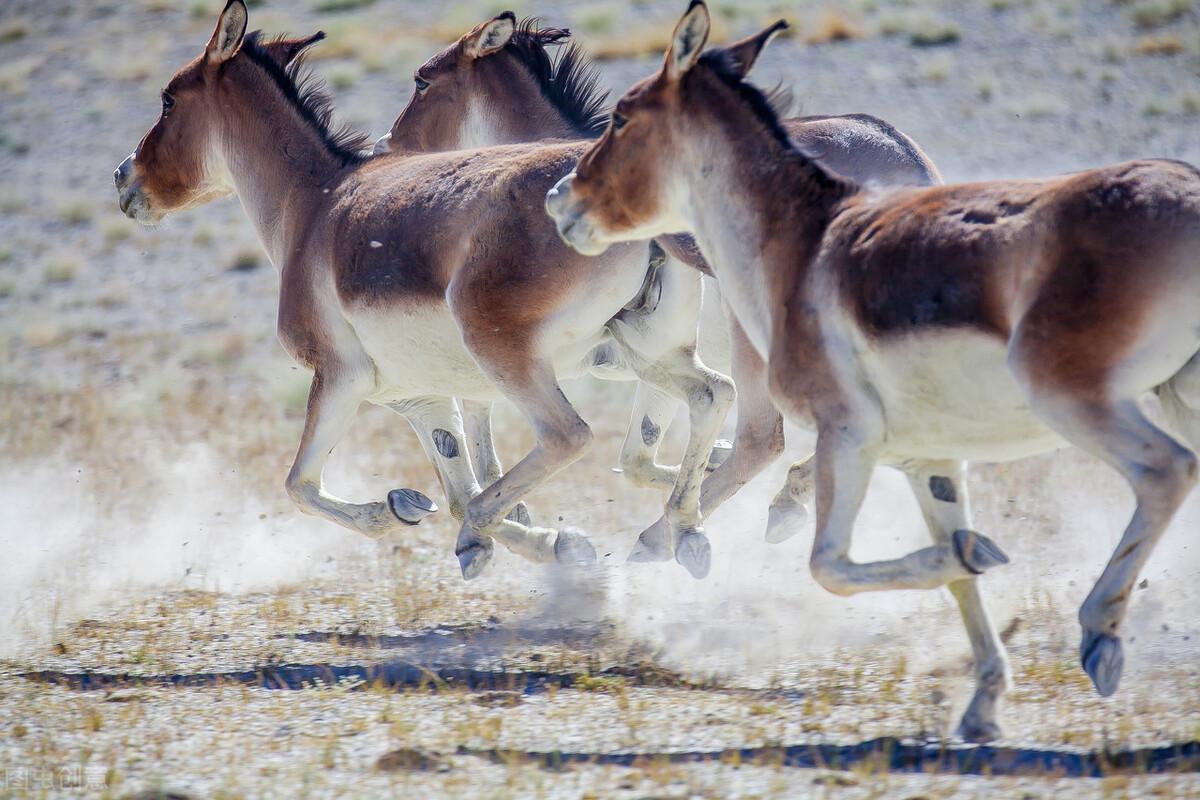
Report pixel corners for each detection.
[113,0,743,580]
[378,12,941,575]
[547,0,1200,740]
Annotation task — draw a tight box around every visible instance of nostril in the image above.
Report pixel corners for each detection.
[113,167,121,187]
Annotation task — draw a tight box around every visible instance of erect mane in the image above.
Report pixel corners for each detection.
[239,30,371,166]
[503,18,609,138]
[696,48,844,190]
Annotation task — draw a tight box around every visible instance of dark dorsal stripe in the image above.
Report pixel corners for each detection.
[240,30,371,166]
[504,19,609,139]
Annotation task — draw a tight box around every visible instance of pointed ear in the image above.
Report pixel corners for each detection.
[665,0,710,81]
[206,0,248,65]
[464,11,516,59]
[264,31,326,69]
[721,20,788,78]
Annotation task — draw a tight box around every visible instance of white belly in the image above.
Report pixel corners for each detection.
[346,243,653,403]
[864,331,1067,462]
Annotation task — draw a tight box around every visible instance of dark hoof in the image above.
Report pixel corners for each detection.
[388,488,437,525]
[764,501,806,544]
[675,530,711,579]
[956,717,1001,744]
[628,520,673,563]
[952,529,1009,575]
[1081,630,1124,697]
[554,527,597,566]
[506,502,532,527]
[706,439,734,471]
[456,539,493,581]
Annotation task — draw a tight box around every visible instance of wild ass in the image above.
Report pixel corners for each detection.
[113,0,737,580]
[379,12,941,575]
[547,0,1200,741]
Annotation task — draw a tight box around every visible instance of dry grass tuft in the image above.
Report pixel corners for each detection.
[805,8,864,44]
[1126,0,1193,29]
[1134,33,1185,55]
[43,255,81,285]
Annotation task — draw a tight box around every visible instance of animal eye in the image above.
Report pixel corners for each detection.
[414,75,430,93]
[161,92,175,117]
[611,112,627,131]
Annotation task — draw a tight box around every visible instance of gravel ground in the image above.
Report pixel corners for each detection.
[2,0,1199,797]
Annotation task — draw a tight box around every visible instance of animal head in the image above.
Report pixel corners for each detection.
[375,13,606,155]
[545,0,787,254]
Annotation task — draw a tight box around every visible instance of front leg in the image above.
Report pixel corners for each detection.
[609,318,736,579]
[807,423,1009,596]
[286,370,435,538]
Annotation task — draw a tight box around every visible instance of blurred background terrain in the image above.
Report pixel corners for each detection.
[1,0,1199,797]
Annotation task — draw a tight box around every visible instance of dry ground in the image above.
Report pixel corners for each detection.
[2,0,1200,798]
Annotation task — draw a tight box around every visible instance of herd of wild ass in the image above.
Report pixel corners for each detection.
[114,0,1200,742]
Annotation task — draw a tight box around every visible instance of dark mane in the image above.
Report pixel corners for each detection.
[697,48,844,190]
[503,19,609,138]
[240,31,371,166]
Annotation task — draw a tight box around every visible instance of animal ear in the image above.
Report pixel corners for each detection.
[206,0,248,65]
[721,20,788,78]
[666,0,710,81]
[465,11,516,58]
[264,31,326,69]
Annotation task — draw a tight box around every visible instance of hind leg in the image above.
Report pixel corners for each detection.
[387,397,481,523]
[460,399,531,526]
[906,460,1011,742]
[1157,352,1200,452]
[1024,391,1197,695]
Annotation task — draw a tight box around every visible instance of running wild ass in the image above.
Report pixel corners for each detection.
[547,0,1200,740]
[113,0,740,580]
[376,12,942,575]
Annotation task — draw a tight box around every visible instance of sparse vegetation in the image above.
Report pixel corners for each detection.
[0,21,28,44]
[1134,33,1185,55]
[43,255,81,284]
[1126,0,1192,29]
[313,0,377,13]
[806,8,864,44]
[57,197,94,226]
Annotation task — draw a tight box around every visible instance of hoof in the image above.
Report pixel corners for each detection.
[554,527,597,566]
[388,488,437,525]
[627,519,673,563]
[1081,630,1124,697]
[506,502,532,528]
[675,530,711,579]
[764,501,807,544]
[706,439,734,471]
[456,539,494,581]
[956,716,1001,744]
[952,529,1009,575]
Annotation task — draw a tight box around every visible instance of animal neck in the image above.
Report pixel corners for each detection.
[213,62,351,266]
[678,110,850,355]
[465,67,588,147]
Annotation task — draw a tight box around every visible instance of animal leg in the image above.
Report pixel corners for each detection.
[286,371,435,538]
[610,320,736,579]
[1028,393,1196,696]
[633,315,786,559]
[766,455,815,544]
[1157,351,1200,452]
[906,460,1011,743]
[460,398,531,526]
[388,397,481,523]
[807,421,1008,596]
[455,362,598,579]
[617,383,683,490]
